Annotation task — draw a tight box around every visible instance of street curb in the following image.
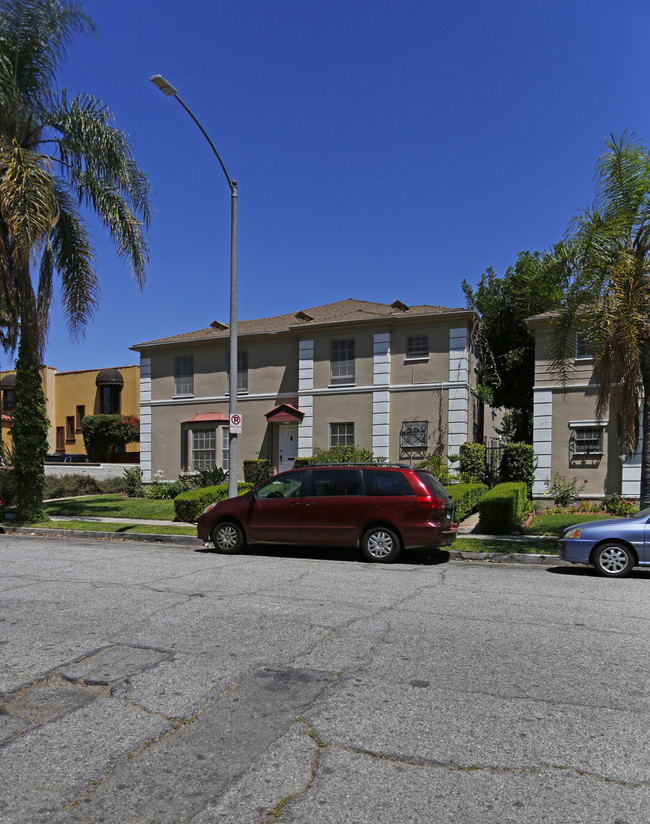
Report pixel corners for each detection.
[0,525,566,566]
[1,525,197,547]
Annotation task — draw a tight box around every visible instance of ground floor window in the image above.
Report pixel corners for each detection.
[330,422,354,447]
[192,428,217,471]
[572,427,603,456]
[222,427,230,473]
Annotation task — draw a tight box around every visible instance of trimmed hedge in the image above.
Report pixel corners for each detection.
[446,483,488,523]
[174,482,253,523]
[477,481,527,535]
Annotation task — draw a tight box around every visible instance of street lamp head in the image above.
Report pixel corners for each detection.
[149,75,177,96]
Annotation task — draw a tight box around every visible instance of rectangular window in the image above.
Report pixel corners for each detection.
[222,426,230,473]
[56,426,65,451]
[310,468,363,497]
[576,334,592,360]
[66,416,75,441]
[329,422,354,448]
[406,334,429,359]
[573,427,603,455]
[75,405,85,431]
[99,385,121,414]
[174,356,194,396]
[226,350,248,394]
[192,428,216,471]
[330,339,355,385]
[400,420,428,449]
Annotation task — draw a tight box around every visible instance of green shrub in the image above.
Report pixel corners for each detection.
[603,495,637,517]
[446,483,488,523]
[243,459,275,484]
[458,442,486,484]
[146,480,188,500]
[178,466,227,490]
[499,442,536,492]
[81,414,139,462]
[44,474,102,499]
[547,471,579,507]
[477,481,528,534]
[123,466,145,498]
[415,454,454,485]
[173,482,253,523]
[310,444,380,464]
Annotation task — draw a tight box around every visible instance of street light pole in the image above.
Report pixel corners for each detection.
[150,75,239,499]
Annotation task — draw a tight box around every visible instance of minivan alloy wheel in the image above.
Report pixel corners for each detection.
[362,526,401,562]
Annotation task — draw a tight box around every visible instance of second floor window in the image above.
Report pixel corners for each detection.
[174,356,194,396]
[576,333,592,360]
[226,350,248,394]
[99,385,121,414]
[406,335,429,359]
[330,339,355,385]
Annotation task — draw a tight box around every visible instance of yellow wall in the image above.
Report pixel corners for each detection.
[1,364,140,458]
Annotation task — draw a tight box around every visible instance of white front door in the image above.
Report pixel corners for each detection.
[278,425,298,473]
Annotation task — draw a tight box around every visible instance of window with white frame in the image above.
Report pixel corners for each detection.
[174,356,194,396]
[576,333,592,360]
[191,428,216,470]
[221,426,230,473]
[406,334,429,360]
[573,427,603,455]
[330,422,354,447]
[330,339,355,385]
[226,350,248,394]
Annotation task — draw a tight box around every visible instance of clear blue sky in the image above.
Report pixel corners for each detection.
[28,0,650,372]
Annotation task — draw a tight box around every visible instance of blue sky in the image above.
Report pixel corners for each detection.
[29,0,650,372]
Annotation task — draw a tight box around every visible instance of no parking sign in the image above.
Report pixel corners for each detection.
[229,413,242,433]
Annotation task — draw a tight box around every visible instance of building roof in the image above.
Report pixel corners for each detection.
[131,298,470,351]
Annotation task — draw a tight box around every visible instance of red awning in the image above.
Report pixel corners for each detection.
[182,412,229,424]
[265,403,304,423]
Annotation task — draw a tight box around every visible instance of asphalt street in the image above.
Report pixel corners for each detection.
[1,533,648,823]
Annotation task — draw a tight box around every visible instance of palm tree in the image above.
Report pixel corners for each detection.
[0,1,150,520]
[550,131,650,507]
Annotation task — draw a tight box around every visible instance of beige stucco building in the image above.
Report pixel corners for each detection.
[528,314,638,499]
[132,299,478,482]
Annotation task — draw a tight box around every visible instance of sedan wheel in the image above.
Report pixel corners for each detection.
[361,527,401,563]
[593,542,634,578]
[212,521,245,554]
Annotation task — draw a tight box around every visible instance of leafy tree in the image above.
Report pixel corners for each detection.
[81,414,139,462]
[463,248,571,442]
[0,1,150,521]
[549,132,650,507]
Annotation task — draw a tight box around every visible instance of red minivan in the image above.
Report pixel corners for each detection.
[197,464,456,563]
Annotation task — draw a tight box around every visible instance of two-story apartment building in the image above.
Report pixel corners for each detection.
[528,313,640,499]
[131,299,478,482]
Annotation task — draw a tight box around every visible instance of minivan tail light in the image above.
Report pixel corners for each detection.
[416,495,446,517]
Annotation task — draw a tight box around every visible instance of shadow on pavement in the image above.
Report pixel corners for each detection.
[195,543,451,567]
[547,565,650,580]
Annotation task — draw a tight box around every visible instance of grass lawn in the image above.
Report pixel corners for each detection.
[526,512,612,537]
[453,537,558,555]
[29,520,196,536]
[44,494,178,521]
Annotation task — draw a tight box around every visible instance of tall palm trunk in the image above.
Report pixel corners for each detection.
[640,340,650,509]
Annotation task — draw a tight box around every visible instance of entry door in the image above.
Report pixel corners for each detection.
[278,425,298,473]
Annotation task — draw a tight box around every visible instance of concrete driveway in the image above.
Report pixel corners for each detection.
[1,534,648,823]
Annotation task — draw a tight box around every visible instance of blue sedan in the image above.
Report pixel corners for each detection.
[559,508,650,577]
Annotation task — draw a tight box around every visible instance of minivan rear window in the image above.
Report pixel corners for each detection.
[416,471,450,499]
[364,469,414,496]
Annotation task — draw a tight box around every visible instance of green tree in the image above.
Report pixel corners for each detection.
[463,248,571,442]
[550,132,650,508]
[0,1,150,521]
